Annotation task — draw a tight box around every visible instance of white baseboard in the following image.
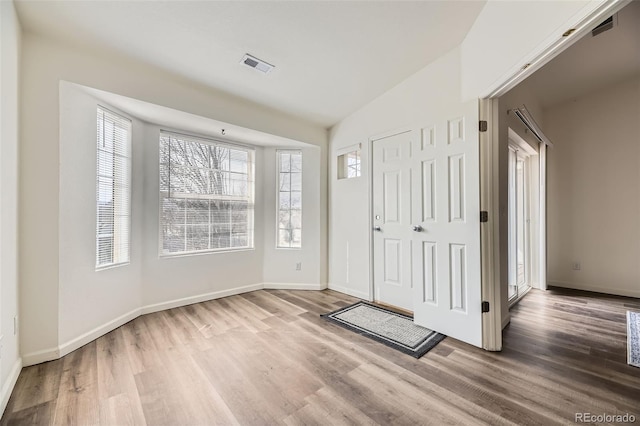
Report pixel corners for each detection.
[263,282,326,290]
[327,283,370,300]
[548,280,640,299]
[22,282,324,366]
[21,346,60,367]
[58,307,141,360]
[0,357,22,417]
[140,283,264,315]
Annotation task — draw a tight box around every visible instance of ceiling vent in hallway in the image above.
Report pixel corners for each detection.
[592,15,616,37]
[241,54,275,74]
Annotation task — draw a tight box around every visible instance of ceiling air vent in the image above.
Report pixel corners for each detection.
[241,54,275,74]
[592,15,616,37]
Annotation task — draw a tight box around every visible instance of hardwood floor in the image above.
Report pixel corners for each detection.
[2,288,639,425]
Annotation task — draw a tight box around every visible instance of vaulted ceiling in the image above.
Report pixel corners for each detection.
[15,1,486,127]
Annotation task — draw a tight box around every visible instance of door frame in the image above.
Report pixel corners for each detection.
[479,99,502,350]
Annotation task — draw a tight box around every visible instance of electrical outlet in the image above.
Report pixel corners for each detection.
[295,262,302,271]
[572,262,581,271]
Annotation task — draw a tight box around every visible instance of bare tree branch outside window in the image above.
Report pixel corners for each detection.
[159,132,254,255]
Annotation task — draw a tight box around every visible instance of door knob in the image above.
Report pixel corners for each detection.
[373,226,382,232]
[412,225,423,232]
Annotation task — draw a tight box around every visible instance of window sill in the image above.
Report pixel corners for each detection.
[95,261,130,272]
[159,247,255,259]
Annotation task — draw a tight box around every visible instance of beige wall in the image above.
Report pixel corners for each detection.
[545,75,640,298]
[20,32,327,364]
[0,0,22,414]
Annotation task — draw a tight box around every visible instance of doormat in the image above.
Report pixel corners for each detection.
[321,302,446,359]
[628,311,640,368]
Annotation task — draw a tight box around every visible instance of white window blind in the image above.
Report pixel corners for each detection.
[159,131,255,255]
[277,150,302,248]
[96,106,131,268]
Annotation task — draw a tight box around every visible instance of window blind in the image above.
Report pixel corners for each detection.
[159,131,255,255]
[96,106,132,268]
[277,150,302,248]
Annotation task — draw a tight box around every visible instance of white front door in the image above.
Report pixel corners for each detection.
[372,131,413,312]
[411,99,483,347]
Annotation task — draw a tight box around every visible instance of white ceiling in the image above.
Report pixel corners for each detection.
[77,83,307,148]
[517,0,640,109]
[15,0,486,128]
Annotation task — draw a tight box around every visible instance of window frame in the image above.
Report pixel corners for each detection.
[158,130,256,258]
[276,149,303,249]
[95,105,132,270]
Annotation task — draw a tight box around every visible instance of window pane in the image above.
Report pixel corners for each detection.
[186,199,209,224]
[278,211,290,229]
[290,210,302,229]
[290,172,302,191]
[290,191,302,210]
[186,225,210,251]
[279,173,290,191]
[279,192,290,209]
[210,146,229,171]
[277,150,302,248]
[279,153,290,172]
[96,107,131,268]
[163,224,185,253]
[159,132,254,255]
[290,153,302,172]
[230,150,248,173]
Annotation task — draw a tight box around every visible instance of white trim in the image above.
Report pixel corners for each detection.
[22,282,326,366]
[480,98,502,351]
[538,144,547,291]
[484,0,631,98]
[140,283,264,315]
[548,281,640,299]
[327,283,370,301]
[336,143,362,157]
[0,358,22,417]
[22,347,60,367]
[263,282,326,290]
[58,307,141,357]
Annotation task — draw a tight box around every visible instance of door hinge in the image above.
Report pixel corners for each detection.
[481,301,490,313]
[480,211,488,223]
[479,120,488,132]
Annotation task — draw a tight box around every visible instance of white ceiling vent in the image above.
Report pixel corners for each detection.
[241,54,274,74]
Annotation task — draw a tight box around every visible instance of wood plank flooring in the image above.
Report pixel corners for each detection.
[2,288,639,425]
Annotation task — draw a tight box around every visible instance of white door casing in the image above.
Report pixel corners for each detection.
[411,99,483,347]
[372,131,413,312]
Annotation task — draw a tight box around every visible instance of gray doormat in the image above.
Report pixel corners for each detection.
[322,302,446,358]
[628,311,640,368]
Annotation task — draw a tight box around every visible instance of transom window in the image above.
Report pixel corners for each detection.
[277,150,302,248]
[159,131,255,255]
